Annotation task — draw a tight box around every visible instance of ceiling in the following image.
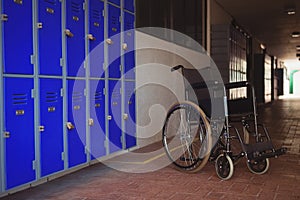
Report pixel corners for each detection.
[215,0,300,68]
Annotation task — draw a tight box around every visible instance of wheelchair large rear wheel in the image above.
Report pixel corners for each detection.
[162,101,211,172]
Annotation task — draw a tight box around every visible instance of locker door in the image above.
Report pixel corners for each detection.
[3,0,33,74]
[107,4,121,78]
[124,81,136,149]
[108,0,120,6]
[40,79,64,177]
[4,78,35,189]
[123,12,135,79]
[108,80,122,153]
[124,0,135,13]
[90,80,106,159]
[89,0,105,78]
[67,80,86,167]
[38,0,62,76]
[66,0,85,77]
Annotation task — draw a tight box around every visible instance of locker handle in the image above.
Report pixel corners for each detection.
[123,113,128,120]
[66,122,75,130]
[65,29,74,38]
[3,131,10,138]
[88,34,96,41]
[106,38,113,45]
[107,115,112,120]
[122,43,128,50]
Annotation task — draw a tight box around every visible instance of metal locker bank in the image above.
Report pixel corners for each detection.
[0,0,136,195]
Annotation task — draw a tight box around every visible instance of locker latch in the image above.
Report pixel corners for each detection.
[1,14,8,22]
[65,29,74,38]
[123,114,128,120]
[88,118,94,126]
[88,34,96,41]
[39,126,45,132]
[122,43,128,50]
[107,115,112,120]
[106,38,113,45]
[66,122,75,130]
[3,131,10,138]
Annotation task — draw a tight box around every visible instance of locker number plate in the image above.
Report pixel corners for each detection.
[16,110,25,115]
[14,0,23,5]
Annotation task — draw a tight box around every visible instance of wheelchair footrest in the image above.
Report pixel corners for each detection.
[244,141,274,154]
[249,147,287,161]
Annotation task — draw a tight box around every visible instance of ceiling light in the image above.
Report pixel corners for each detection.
[284,7,296,15]
[291,32,300,38]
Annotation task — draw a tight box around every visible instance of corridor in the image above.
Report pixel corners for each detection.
[1,98,300,200]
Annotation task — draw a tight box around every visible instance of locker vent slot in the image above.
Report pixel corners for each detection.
[111,16,118,25]
[72,92,83,102]
[92,9,101,21]
[71,2,81,13]
[94,92,102,100]
[44,0,56,5]
[12,94,28,105]
[46,92,58,103]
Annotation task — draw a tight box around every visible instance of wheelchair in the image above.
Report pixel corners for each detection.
[162,65,286,180]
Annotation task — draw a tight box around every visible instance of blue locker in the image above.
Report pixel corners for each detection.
[108,80,122,153]
[40,79,64,177]
[123,12,135,79]
[66,0,85,77]
[108,4,121,78]
[4,78,35,189]
[108,0,120,6]
[89,0,105,78]
[38,0,62,76]
[124,81,136,148]
[67,80,86,167]
[3,0,33,74]
[90,80,106,159]
[124,0,135,13]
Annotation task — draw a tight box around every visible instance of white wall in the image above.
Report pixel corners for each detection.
[135,31,210,147]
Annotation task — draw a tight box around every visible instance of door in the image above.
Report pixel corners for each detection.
[40,78,64,177]
[89,0,105,78]
[67,80,86,167]
[66,0,85,77]
[4,78,35,189]
[123,12,135,79]
[124,0,134,13]
[2,0,33,74]
[108,80,122,153]
[38,0,62,76]
[90,80,106,159]
[124,81,136,149]
[107,4,121,78]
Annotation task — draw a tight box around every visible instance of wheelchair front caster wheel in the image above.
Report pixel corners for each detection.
[247,158,269,175]
[215,154,234,180]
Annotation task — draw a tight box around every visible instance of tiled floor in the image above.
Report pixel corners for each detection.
[1,98,300,200]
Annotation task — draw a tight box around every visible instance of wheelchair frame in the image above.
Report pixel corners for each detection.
[162,65,286,180]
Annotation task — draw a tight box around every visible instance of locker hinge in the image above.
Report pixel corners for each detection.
[119,16,122,23]
[30,55,36,65]
[61,152,65,161]
[60,58,64,67]
[120,136,124,144]
[3,131,10,138]
[104,140,108,149]
[83,60,87,69]
[31,89,36,98]
[32,160,37,170]
[60,88,64,97]
[84,88,87,96]
[103,88,106,95]
[120,65,122,72]
[102,63,106,71]
[102,10,105,17]
[1,14,8,22]
[83,2,86,10]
